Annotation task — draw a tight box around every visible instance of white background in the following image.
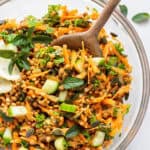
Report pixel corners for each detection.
[123,0,150,150]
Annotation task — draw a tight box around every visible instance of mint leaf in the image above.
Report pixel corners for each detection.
[0,50,16,59]
[119,5,128,17]
[132,12,150,23]
[63,77,84,89]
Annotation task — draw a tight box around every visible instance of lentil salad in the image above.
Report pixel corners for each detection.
[0,5,132,150]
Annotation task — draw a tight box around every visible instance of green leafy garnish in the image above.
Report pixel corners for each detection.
[0,32,17,43]
[21,140,29,148]
[63,77,84,89]
[43,5,61,26]
[114,43,124,54]
[82,130,91,140]
[0,50,15,59]
[125,104,131,114]
[46,27,54,34]
[73,19,89,28]
[32,34,53,44]
[8,51,30,74]
[92,78,100,88]
[113,107,120,117]
[65,125,81,138]
[35,114,45,128]
[0,110,13,122]
[119,5,128,17]
[54,56,64,65]
[132,12,150,23]
[108,56,118,66]
[26,15,39,27]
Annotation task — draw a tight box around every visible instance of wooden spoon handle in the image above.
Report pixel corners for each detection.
[89,0,121,36]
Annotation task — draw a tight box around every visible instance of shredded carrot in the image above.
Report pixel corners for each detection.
[29,70,50,79]
[63,45,70,65]
[25,100,34,121]
[23,85,58,102]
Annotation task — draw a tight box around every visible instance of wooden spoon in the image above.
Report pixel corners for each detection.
[51,0,121,56]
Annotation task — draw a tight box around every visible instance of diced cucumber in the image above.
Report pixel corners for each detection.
[58,91,68,102]
[6,43,17,52]
[3,128,12,145]
[92,57,105,66]
[74,59,84,73]
[60,103,77,113]
[92,131,105,147]
[54,137,68,150]
[42,79,59,94]
[8,106,27,117]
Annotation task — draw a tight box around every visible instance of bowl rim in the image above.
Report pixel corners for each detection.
[92,0,150,149]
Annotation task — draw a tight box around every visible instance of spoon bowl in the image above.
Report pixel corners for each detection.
[51,0,121,56]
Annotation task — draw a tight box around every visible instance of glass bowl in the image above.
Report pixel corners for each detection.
[0,0,149,149]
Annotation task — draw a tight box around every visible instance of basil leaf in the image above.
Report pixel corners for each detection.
[0,50,16,59]
[119,5,128,17]
[63,77,84,89]
[32,35,53,44]
[0,110,13,122]
[132,13,150,23]
[65,125,80,138]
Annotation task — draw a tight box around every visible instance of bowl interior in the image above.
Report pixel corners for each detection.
[0,0,149,149]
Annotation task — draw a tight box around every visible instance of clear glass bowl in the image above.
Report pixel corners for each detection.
[0,0,149,149]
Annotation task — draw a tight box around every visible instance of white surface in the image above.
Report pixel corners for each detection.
[123,0,150,150]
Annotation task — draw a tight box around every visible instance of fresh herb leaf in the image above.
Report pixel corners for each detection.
[118,63,125,69]
[21,140,29,148]
[26,15,39,27]
[113,107,120,117]
[0,110,13,122]
[82,130,91,140]
[35,113,45,128]
[32,34,53,44]
[92,78,100,88]
[73,19,89,28]
[43,5,61,27]
[63,77,84,90]
[46,27,54,34]
[65,125,81,138]
[132,12,150,23]
[119,5,128,17]
[54,57,64,65]
[108,56,118,66]
[0,50,16,59]
[114,43,124,54]
[0,32,17,43]
[125,104,131,114]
